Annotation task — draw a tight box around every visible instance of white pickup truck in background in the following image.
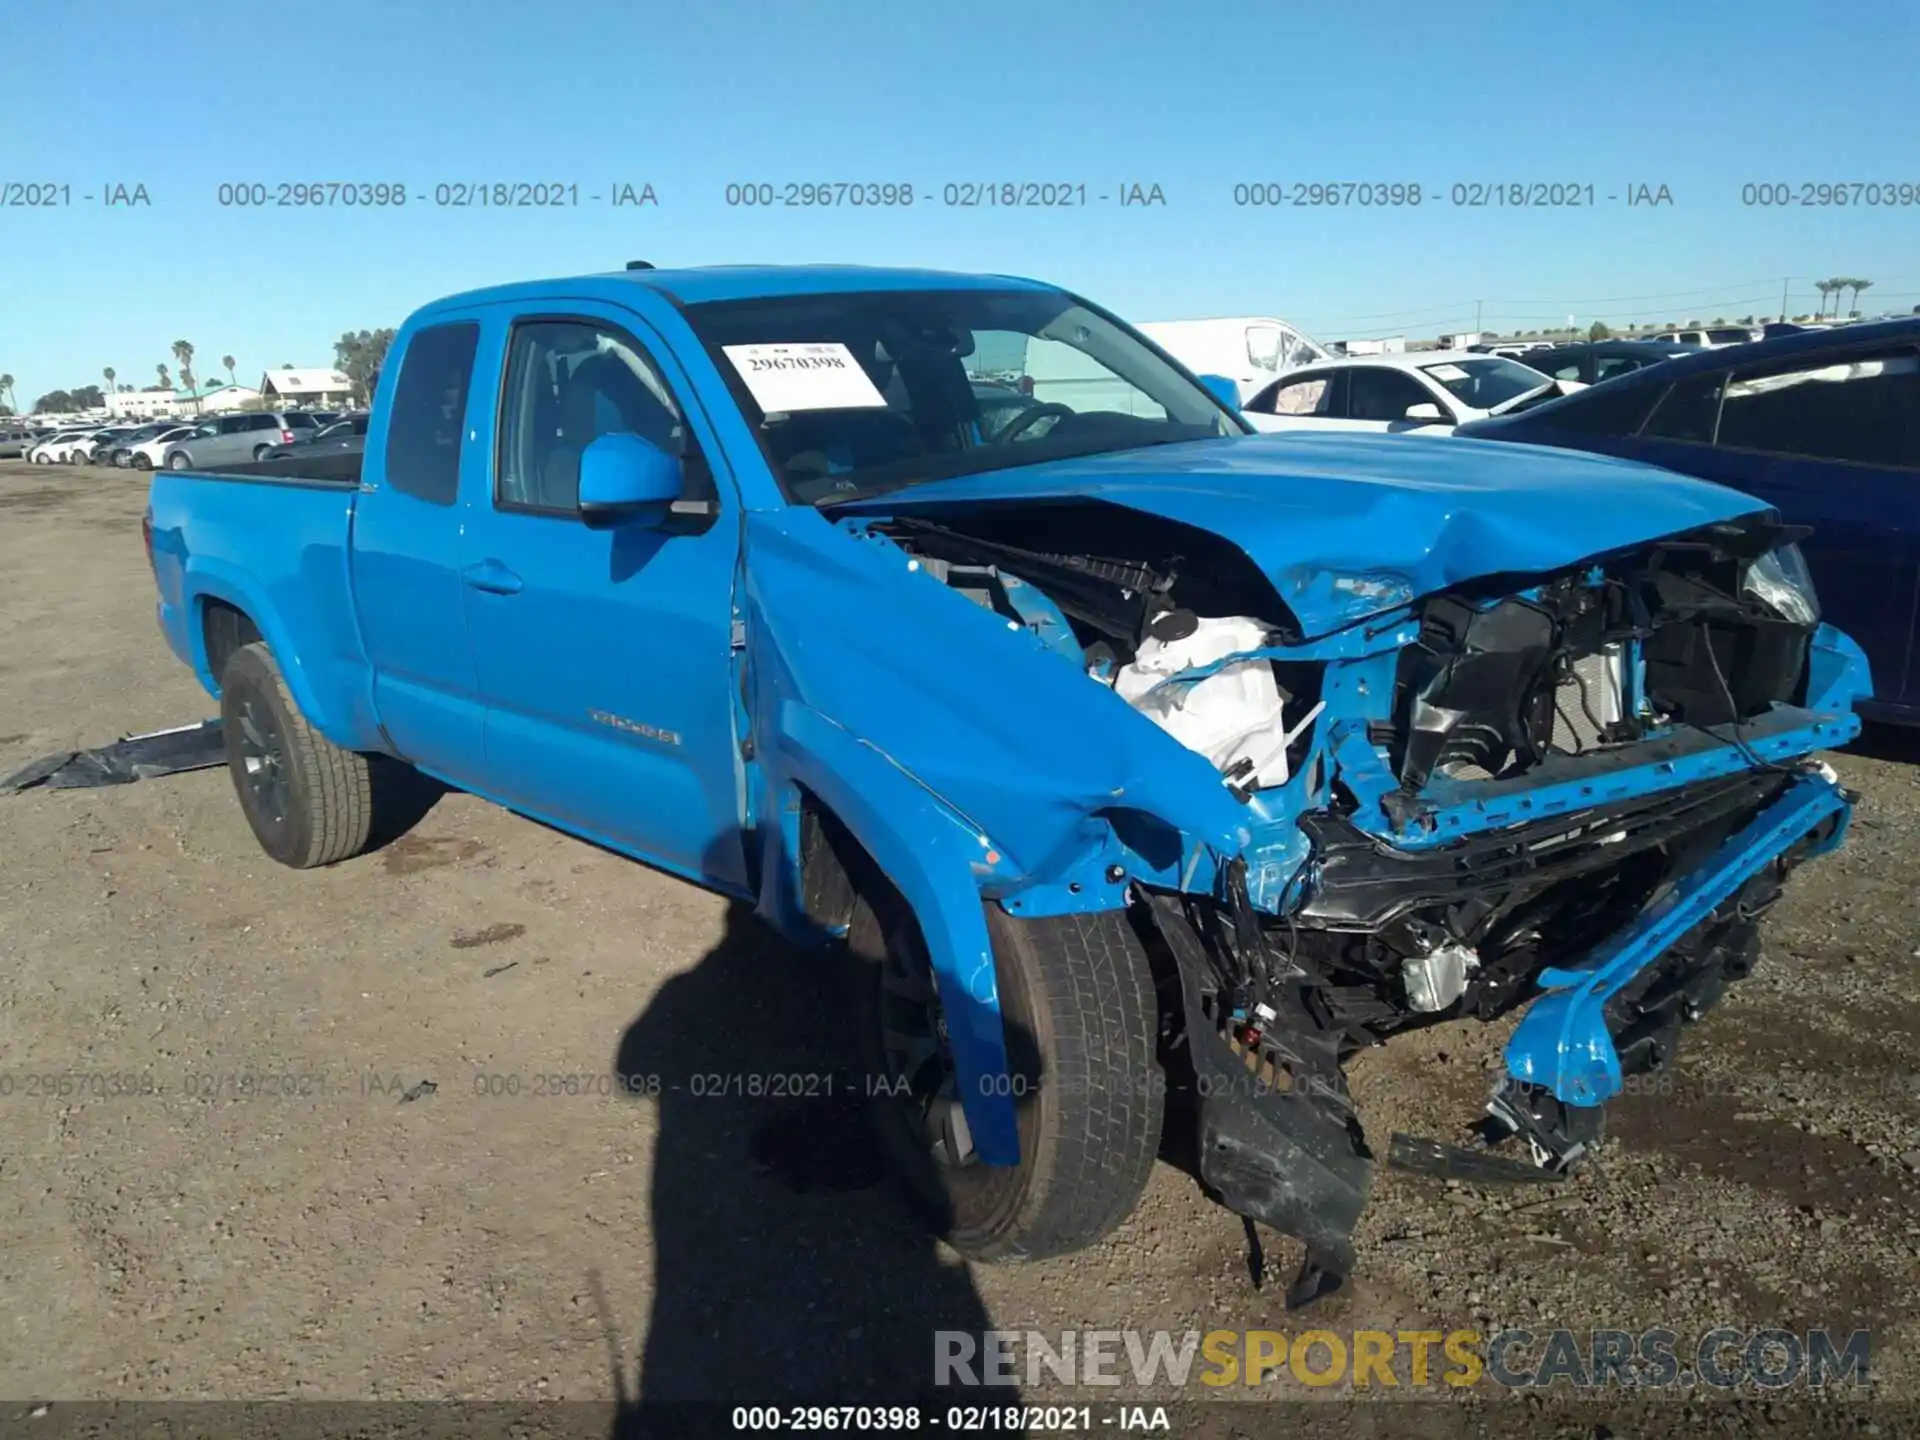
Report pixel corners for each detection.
[1015,313,1331,414]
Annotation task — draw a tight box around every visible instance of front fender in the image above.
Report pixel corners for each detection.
[764,699,1024,1166]
[741,508,1252,881]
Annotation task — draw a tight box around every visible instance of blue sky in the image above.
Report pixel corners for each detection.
[3,0,1916,407]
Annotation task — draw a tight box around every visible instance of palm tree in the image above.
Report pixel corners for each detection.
[1828,277,1852,318]
[103,366,116,395]
[1814,280,1834,317]
[222,354,237,386]
[172,340,197,410]
[1850,278,1873,317]
[156,362,171,391]
[1,374,15,415]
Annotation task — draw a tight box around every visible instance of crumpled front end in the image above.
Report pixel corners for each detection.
[846,499,1867,1304]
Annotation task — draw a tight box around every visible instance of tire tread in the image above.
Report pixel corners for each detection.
[977,908,1162,1258]
[223,642,374,867]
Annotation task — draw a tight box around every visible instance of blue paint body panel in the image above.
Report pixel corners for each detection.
[144,264,1872,1173]
[836,430,1771,637]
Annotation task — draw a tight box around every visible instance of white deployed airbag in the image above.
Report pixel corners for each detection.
[1111,614,1318,789]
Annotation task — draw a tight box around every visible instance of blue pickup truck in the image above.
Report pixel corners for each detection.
[145,263,1869,1304]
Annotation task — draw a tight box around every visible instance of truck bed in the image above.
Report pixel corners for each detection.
[146,458,373,747]
[189,451,364,487]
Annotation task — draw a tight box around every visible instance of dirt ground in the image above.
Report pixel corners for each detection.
[1,461,1915,1434]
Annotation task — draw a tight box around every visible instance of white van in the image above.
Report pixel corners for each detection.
[1133,316,1331,405]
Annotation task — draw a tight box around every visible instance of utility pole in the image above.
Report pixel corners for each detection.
[1780,277,1790,321]
[1474,299,1483,334]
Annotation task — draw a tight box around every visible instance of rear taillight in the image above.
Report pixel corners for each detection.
[281,430,294,444]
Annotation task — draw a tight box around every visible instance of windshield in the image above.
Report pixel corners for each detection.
[681,288,1247,504]
[1416,355,1552,410]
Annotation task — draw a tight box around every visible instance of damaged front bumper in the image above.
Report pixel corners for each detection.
[1504,768,1849,1109]
[1150,759,1853,1305]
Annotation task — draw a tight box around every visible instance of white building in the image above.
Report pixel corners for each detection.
[105,383,261,419]
[106,389,182,419]
[195,384,262,412]
[259,367,355,409]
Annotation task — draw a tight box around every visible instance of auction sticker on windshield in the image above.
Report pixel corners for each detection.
[1425,363,1469,382]
[722,342,889,413]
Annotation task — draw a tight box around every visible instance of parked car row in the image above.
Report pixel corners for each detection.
[257,411,369,461]
[153,411,330,470]
[28,425,139,464]
[1207,316,1920,720]
[8,410,353,469]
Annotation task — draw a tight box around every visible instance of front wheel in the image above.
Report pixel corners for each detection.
[218,641,376,868]
[132,454,152,469]
[165,450,190,471]
[851,881,1162,1261]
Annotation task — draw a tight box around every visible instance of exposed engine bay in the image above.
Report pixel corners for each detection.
[853,497,1858,1306]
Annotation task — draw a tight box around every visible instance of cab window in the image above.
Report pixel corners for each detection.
[383,321,481,506]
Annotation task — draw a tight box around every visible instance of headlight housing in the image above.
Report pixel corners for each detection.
[1743,542,1820,626]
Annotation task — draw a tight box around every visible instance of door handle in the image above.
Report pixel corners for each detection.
[461,560,523,595]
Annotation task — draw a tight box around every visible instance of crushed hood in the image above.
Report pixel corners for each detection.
[833,431,1768,634]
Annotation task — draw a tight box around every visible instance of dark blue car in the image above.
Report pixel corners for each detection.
[1457,318,1920,720]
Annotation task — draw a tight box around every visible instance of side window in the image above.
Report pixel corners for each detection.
[384,321,480,506]
[218,414,250,434]
[251,414,278,432]
[1251,373,1331,416]
[1546,359,1586,381]
[1276,328,1318,370]
[1641,372,1725,443]
[1594,355,1646,381]
[1245,325,1284,375]
[496,318,687,513]
[1346,367,1433,422]
[1716,349,1919,468]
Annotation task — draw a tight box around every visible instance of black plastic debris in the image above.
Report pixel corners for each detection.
[0,719,225,794]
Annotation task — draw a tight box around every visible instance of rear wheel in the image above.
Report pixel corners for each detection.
[166,451,190,471]
[218,641,375,868]
[133,454,152,470]
[851,878,1162,1261]
[252,444,272,461]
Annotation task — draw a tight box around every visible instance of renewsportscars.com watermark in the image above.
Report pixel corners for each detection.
[935,1327,1870,1391]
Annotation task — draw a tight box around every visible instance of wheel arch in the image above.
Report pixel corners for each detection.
[758,699,1023,1165]
[180,568,381,752]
